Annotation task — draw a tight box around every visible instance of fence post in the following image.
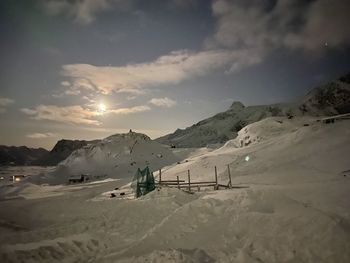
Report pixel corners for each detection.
[227,164,232,188]
[177,176,180,189]
[214,166,218,190]
[188,170,191,192]
[159,169,162,184]
[136,181,140,198]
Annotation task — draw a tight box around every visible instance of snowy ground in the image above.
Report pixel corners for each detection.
[0,117,350,262]
[0,166,55,187]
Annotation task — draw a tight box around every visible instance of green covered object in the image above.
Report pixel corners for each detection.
[131,166,155,198]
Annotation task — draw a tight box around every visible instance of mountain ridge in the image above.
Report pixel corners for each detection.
[1,73,349,165]
[0,145,48,166]
[155,72,350,147]
[33,139,101,166]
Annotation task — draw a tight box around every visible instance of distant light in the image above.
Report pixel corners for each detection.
[245,155,250,162]
[15,177,21,182]
[324,42,328,47]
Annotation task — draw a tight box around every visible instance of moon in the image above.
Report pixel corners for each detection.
[98,103,107,113]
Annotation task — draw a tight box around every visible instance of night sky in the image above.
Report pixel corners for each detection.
[1,0,349,149]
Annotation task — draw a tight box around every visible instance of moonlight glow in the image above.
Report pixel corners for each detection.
[98,103,107,113]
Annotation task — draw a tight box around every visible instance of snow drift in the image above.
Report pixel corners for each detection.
[1,117,349,262]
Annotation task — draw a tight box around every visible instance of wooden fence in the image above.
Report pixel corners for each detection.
[318,113,350,123]
[156,164,246,192]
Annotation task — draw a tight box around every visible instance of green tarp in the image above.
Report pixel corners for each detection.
[131,166,155,198]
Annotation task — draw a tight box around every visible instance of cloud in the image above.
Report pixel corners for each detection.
[42,0,133,25]
[61,81,70,87]
[170,0,199,9]
[109,105,151,115]
[21,105,101,125]
[126,95,137,100]
[0,97,14,106]
[0,97,14,113]
[149,97,177,108]
[284,0,350,50]
[21,104,151,125]
[61,48,261,95]
[63,0,350,97]
[209,0,350,53]
[27,133,59,139]
[43,0,112,25]
[52,0,350,102]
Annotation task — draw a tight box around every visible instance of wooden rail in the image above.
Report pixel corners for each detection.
[155,165,243,192]
[319,113,350,123]
[156,180,185,183]
[161,181,216,187]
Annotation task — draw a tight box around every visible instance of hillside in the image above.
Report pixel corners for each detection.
[0,146,48,166]
[159,116,350,182]
[156,72,350,147]
[41,131,179,184]
[301,72,350,115]
[33,139,100,166]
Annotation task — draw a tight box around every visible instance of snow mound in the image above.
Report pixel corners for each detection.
[227,117,303,148]
[45,131,180,184]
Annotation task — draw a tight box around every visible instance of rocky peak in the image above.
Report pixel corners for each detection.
[105,131,151,142]
[230,101,245,111]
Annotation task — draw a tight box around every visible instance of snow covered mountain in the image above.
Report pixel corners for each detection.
[46,131,179,184]
[158,115,350,189]
[156,72,350,147]
[300,72,350,115]
[0,140,100,167]
[33,139,100,166]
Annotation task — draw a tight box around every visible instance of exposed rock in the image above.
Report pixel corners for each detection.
[230,101,245,111]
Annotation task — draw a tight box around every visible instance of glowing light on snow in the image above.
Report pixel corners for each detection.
[98,103,107,113]
[245,155,250,162]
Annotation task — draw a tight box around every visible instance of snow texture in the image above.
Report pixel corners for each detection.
[34,131,180,185]
[0,117,349,262]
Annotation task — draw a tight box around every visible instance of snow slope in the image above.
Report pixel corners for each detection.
[156,72,350,147]
[159,116,350,184]
[40,131,179,185]
[33,139,100,166]
[156,101,296,148]
[0,117,349,262]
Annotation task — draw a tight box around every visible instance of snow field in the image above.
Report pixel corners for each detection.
[0,117,349,262]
